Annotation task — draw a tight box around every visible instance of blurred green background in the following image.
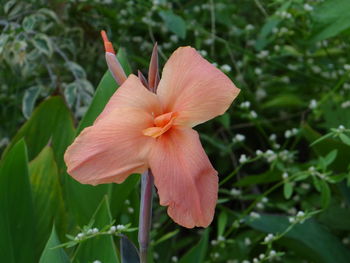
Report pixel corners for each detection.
[1,0,350,262]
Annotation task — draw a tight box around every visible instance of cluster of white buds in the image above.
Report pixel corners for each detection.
[240,101,251,109]
[284,128,299,138]
[264,233,275,243]
[289,211,306,224]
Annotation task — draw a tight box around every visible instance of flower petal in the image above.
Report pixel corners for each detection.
[64,108,154,185]
[157,47,240,127]
[95,74,161,124]
[149,127,218,228]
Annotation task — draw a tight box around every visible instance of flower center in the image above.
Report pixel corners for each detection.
[142,112,178,138]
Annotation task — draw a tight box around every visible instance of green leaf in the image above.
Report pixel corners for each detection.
[217,211,228,237]
[178,229,209,263]
[22,15,36,31]
[247,214,350,263]
[217,113,230,129]
[39,226,70,263]
[320,180,331,209]
[311,0,350,42]
[73,196,120,263]
[29,146,66,254]
[120,235,140,263]
[159,11,187,39]
[262,94,304,109]
[3,96,75,172]
[22,85,42,119]
[0,140,36,263]
[32,33,53,56]
[321,149,338,168]
[302,123,350,172]
[283,182,294,199]
[339,133,350,146]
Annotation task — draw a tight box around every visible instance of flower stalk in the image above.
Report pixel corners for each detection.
[138,169,154,263]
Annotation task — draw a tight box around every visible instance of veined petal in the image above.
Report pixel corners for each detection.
[149,127,218,228]
[95,74,161,124]
[157,47,240,127]
[64,108,154,185]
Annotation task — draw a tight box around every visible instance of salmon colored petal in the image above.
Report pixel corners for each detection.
[64,108,154,185]
[157,47,240,127]
[95,74,161,124]
[149,127,218,228]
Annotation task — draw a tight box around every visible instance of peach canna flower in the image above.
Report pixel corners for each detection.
[64,35,240,228]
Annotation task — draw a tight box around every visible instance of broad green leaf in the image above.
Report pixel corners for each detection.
[65,61,86,79]
[22,15,36,32]
[217,113,230,129]
[39,226,70,263]
[22,85,42,119]
[247,214,350,263]
[0,140,36,263]
[159,11,187,39]
[73,196,119,263]
[120,235,140,263]
[178,229,209,263]
[29,146,66,254]
[3,96,75,172]
[311,0,350,42]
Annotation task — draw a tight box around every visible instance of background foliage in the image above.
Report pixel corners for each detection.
[1,0,350,262]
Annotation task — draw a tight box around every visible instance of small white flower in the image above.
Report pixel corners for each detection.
[301,183,310,190]
[230,188,242,196]
[296,211,305,217]
[245,24,255,31]
[269,250,277,257]
[303,3,313,11]
[250,110,258,118]
[76,233,84,240]
[249,211,261,219]
[344,65,350,71]
[109,226,116,233]
[93,261,102,263]
[256,202,264,210]
[212,62,218,67]
[311,65,322,73]
[239,154,248,163]
[171,256,178,262]
[170,35,178,43]
[262,197,268,203]
[233,134,246,142]
[338,125,345,131]
[240,101,251,109]
[211,239,218,245]
[282,172,289,179]
[259,253,265,260]
[199,50,208,57]
[92,227,99,234]
[269,134,277,141]
[289,217,296,223]
[344,83,350,90]
[253,258,259,263]
[254,68,262,75]
[221,64,232,72]
[284,130,292,138]
[274,45,280,51]
[242,260,251,263]
[218,235,226,242]
[128,207,134,214]
[257,50,269,59]
[204,38,214,45]
[117,224,126,231]
[256,149,263,156]
[244,237,252,246]
[264,233,275,243]
[309,99,317,109]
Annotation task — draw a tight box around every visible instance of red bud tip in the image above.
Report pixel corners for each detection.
[100,30,115,54]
